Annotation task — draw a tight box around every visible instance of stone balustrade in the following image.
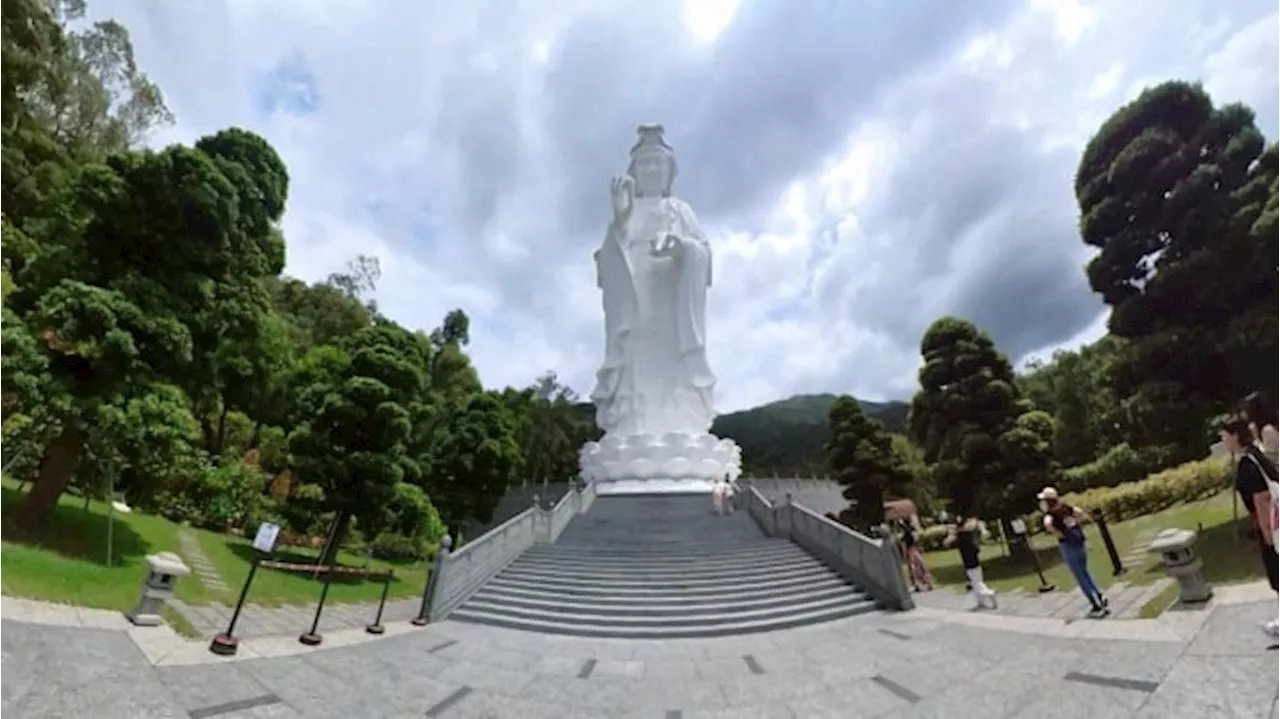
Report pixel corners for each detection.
[741,486,914,611]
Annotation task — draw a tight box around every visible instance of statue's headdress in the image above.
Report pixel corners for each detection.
[627,123,677,197]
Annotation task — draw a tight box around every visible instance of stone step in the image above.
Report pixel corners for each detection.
[485,568,845,600]
[450,598,878,639]
[526,539,796,559]
[498,561,838,590]
[524,539,803,558]
[510,549,814,573]
[504,554,828,582]
[470,582,862,617]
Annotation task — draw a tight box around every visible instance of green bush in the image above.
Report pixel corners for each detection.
[153,459,268,531]
[918,524,951,552]
[1062,443,1148,492]
[1063,456,1232,522]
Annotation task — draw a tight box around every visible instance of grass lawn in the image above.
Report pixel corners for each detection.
[1,478,428,617]
[921,490,1264,600]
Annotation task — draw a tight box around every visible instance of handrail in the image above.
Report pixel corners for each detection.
[449,505,538,563]
[424,481,597,622]
[741,481,913,611]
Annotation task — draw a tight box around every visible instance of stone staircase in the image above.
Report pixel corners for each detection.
[449,494,879,638]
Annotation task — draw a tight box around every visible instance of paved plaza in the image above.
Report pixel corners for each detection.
[3,584,1278,718]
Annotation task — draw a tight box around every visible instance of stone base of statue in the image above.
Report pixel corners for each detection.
[580,432,743,495]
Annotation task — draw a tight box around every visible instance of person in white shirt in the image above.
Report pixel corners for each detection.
[721,476,736,515]
[711,479,725,515]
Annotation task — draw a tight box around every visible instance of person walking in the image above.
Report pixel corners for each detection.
[710,478,725,516]
[946,515,996,609]
[898,518,934,592]
[1218,415,1279,643]
[1038,487,1109,617]
[721,476,736,515]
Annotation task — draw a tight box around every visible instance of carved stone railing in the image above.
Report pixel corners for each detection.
[741,486,914,611]
[425,481,597,621]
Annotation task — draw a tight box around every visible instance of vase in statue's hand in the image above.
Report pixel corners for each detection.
[649,232,683,259]
[610,175,634,227]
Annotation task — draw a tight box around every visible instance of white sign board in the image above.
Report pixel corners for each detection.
[1010,518,1028,535]
[253,522,281,553]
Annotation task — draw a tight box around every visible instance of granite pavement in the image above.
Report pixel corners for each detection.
[3,584,1277,718]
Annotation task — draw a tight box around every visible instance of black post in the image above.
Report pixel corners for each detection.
[1013,518,1055,593]
[210,554,262,656]
[299,564,336,645]
[1091,508,1125,575]
[366,572,393,635]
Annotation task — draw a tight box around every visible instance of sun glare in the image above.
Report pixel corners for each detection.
[682,0,741,45]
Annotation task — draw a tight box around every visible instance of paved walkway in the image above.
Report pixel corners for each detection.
[169,596,422,639]
[912,578,1177,620]
[3,584,1276,718]
[178,531,231,594]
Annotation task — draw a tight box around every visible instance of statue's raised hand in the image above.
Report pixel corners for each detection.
[610,175,634,226]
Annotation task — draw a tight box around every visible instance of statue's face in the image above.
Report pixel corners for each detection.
[631,151,670,197]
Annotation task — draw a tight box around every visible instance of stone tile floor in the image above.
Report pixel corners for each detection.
[170,597,422,640]
[911,577,1176,620]
[3,587,1277,718]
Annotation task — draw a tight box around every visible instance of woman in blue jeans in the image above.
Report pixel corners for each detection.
[1038,486,1110,617]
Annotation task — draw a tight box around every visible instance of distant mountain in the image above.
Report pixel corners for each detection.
[711,393,910,477]
[571,393,910,477]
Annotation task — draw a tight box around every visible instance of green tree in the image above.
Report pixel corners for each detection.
[826,395,913,530]
[1076,80,1277,457]
[11,129,289,531]
[32,9,172,154]
[1018,335,1128,467]
[908,317,1026,518]
[287,320,429,565]
[427,391,523,534]
[992,409,1060,518]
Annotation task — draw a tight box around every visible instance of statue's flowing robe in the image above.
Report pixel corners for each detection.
[590,197,716,436]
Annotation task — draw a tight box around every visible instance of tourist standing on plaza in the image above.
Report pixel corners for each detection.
[946,516,996,609]
[1038,487,1109,617]
[1218,411,1280,591]
[1218,415,1279,642]
[897,519,934,592]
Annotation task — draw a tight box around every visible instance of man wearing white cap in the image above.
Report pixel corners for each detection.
[1039,486,1109,617]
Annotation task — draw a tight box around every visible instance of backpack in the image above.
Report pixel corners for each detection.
[1242,448,1280,533]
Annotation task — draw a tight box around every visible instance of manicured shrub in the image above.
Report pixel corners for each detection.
[1061,443,1149,492]
[1061,456,1232,523]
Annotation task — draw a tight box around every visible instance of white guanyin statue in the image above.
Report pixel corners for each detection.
[579,124,742,494]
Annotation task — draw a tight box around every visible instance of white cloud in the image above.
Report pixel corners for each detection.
[90,0,1277,413]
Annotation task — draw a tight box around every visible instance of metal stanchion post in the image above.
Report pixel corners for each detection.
[209,554,262,656]
[299,564,336,646]
[366,571,393,635]
[1011,517,1055,593]
[1091,508,1125,575]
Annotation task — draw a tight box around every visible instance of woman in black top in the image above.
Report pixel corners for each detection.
[1220,417,1278,590]
[946,516,996,609]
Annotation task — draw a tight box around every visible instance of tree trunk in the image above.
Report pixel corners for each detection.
[16,425,84,533]
[319,511,351,568]
[214,404,231,462]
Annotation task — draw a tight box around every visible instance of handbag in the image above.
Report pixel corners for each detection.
[1243,451,1280,533]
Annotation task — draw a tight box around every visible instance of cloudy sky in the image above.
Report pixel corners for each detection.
[90,0,1277,411]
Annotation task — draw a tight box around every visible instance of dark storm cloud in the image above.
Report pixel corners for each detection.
[540,0,1021,238]
[816,73,1104,368]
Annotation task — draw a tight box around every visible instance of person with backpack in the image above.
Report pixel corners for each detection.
[1039,486,1109,618]
[1218,415,1279,642]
